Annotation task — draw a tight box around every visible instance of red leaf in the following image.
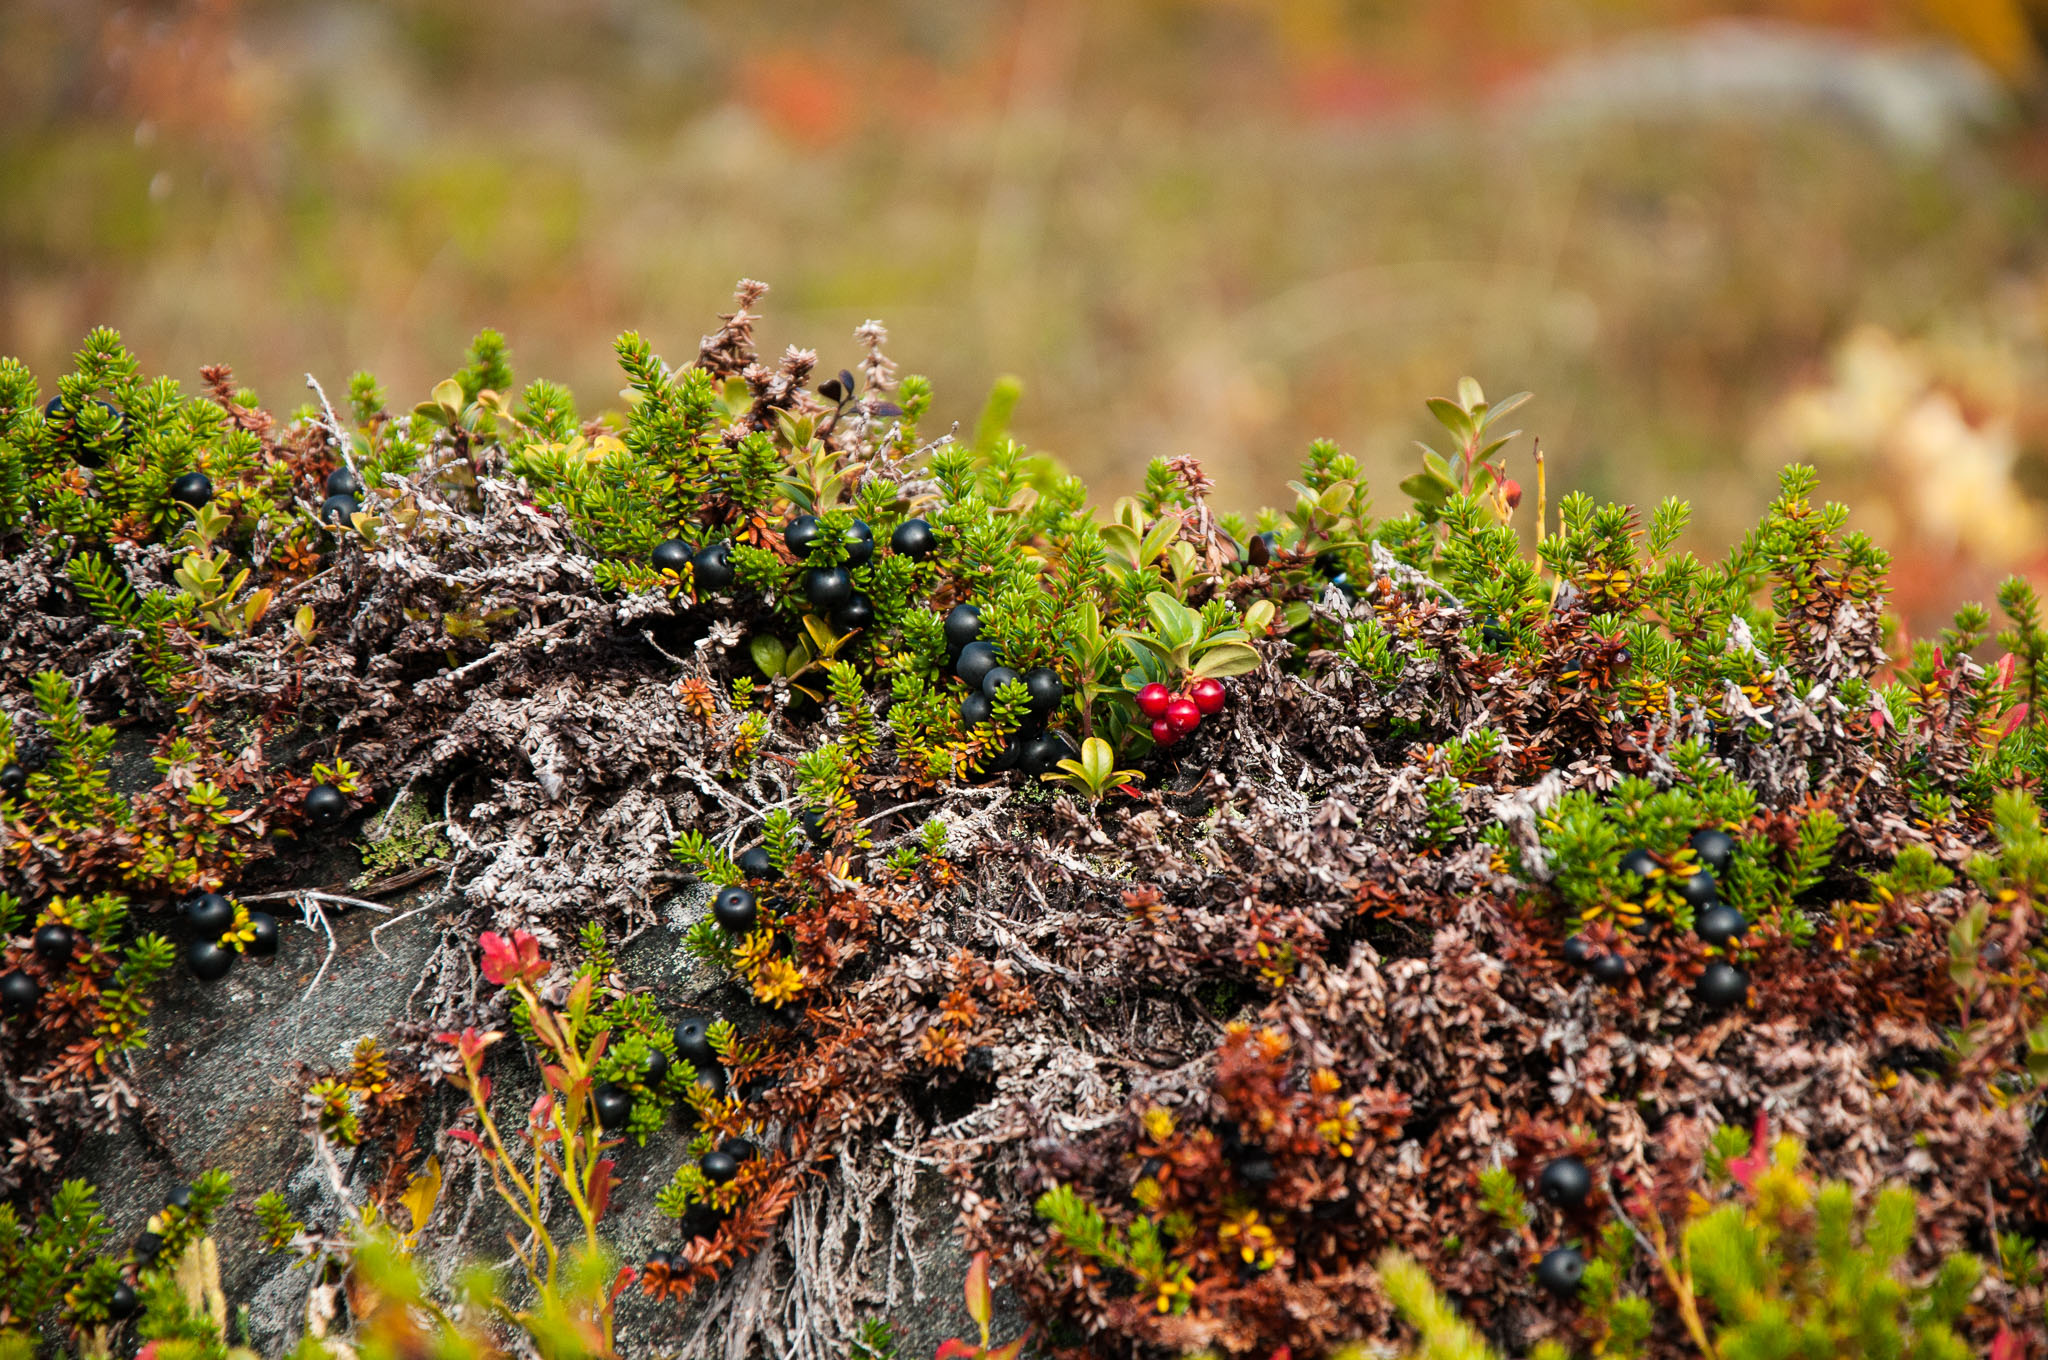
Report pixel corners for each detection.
[1993,1326,2021,1360]
[479,930,548,986]
[936,1341,979,1360]
[589,1156,617,1222]
[987,1341,1027,1360]
[1729,1110,1770,1191]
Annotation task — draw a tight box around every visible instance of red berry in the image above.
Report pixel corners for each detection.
[1502,478,1523,510]
[1188,678,1226,715]
[1136,683,1172,719]
[1150,718,1177,746]
[1165,697,1201,735]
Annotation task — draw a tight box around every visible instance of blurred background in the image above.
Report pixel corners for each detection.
[4,0,2048,629]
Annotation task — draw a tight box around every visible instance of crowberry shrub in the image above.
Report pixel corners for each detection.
[5,286,2048,1360]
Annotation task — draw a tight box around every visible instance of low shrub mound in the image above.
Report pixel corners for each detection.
[4,283,2048,1359]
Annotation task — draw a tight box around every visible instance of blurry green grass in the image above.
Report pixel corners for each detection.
[2,0,2043,577]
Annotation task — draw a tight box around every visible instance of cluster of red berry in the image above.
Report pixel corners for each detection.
[1134,678,1226,747]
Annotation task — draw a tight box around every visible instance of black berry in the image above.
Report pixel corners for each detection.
[166,1183,193,1210]
[961,692,992,726]
[593,1082,633,1130]
[644,1047,671,1085]
[1618,848,1657,881]
[692,541,734,592]
[324,466,364,498]
[1560,936,1593,969]
[1696,904,1745,948]
[736,846,778,881]
[1020,732,1073,776]
[712,885,758,934]
[673,1018,717,1068]
[1023,668,1063,719]
[943,604,982,650]
[980,665,1020,700]
[1246,531,1272,567]
[1696,962,1749,1009]
[247,911,280,957]
[955,641,998,690]
[651,538,694,574]
[841,520,874,568]
[646,1249,676,1273]
[0,970,39,1015]
[187,940,234,982]
[830,593,873,632]
[106,1282,139,1321]
[700,1149,739,1184]
[799,808,828,843]
[133,1232,164,1266]
[169,472,213,509]
[1536,1247,1585,1296]
[804,566,852,609]
[1691,827,1736,873]
[722,1137,757,1163]
[1675,871,1718,908]
[1537,1156,1591,1208]
[305,783,348,825]
[1590,953,1630,986]
[0,763,22,798]
[186,892,235,937]
[784,515,821,558]
[891,518,937,559]
[32,923,75,963]
[319,493,360,525]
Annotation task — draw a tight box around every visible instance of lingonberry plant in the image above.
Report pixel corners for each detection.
[7,283,2048,1359]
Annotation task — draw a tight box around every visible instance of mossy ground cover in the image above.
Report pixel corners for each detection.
[5,284,2048,1359]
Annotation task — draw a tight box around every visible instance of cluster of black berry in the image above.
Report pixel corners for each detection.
[942,604,1072,776]
[0,917,85,1017]
[180,891,279,981]
[1532,1155,1593,1296]
[1561,827,1749,1008]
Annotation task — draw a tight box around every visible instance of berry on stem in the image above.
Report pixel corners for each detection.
[1590,953,1630,985]
[673,1018,716,1068]
[324,467,363,498]
[186,893,234,937]
[169,472,213,509]
[1676,872,1718,908]
[0,970,39,1015]
[831,593,873,632]
[0,763,22,798]
[1189,678,1226,715]
[1023,668,1063,719]
[955,641,998,690]
[651,538,694,574]
[1560,936,1593,969]
[1021,732,1074,776]
[1536,1248,1585,1296]
[700,1149,739,1184]
[247,911,280,957]
[1150,718,1177,747]
[960,692,992,726]
[980,665,1020,700]
[187,940,234,982]
[1538,1156,1592,1208]
[593,1082,633,1130]
[305,784,348,826]
[713,886,758,934]
[1136,683,1171,719]
[319,493,360,525]
[784,515,820,557]
[736,846,778,881]
[804,566,852,609]
[33,923,75,963]
[943,604,981,650]
[691,541,734,592]
[106,1283,138,1321]
[1691,827,1736,873]
[1696,904,1745,948]
[1696,962,1749,1009]
[1618,848,1657,881]
[842,520,874,568]
[891,518,937,559]
[643,1047,670,1085]
[1165,697,1201,736]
